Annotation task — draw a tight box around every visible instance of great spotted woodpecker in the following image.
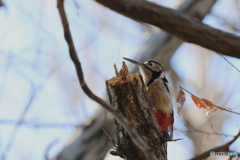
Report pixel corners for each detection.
[123,57,174,140]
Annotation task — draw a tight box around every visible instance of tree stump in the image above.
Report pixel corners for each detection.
[106,62,167,160]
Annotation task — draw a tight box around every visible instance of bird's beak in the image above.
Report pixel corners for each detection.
[123,57,144,67]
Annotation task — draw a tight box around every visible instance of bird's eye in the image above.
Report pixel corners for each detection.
[149,62,153,66]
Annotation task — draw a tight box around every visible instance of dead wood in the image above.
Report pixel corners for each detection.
[106,62,167,160]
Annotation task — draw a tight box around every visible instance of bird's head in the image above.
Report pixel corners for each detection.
[123,57,166,86]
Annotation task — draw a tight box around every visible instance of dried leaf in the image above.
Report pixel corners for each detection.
[203,98,220,112]
[181,86,237,114]
[192,97,219,113]
[191,95,207,109]
[202,98,214,109]
[202,98,213,109]
[176,89,186,115]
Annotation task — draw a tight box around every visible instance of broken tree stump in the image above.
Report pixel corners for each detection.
[106,62,167,160]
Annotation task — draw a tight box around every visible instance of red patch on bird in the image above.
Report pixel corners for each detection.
[153,110,173,131]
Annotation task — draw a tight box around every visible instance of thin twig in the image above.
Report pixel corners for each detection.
[0,120,80,128]
[177,128,235,138]
[57,1,158,160]
[217,52,240,73]
[1,68,55,159]
[1,86,41,159]
[209,123,233,137]
[168,138,184,142]
[176,123,235,137]
[102,128,117,149]
[190,130,240,160]
[180,86,240,115]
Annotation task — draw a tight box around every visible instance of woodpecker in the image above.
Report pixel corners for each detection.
[123,57,174,140]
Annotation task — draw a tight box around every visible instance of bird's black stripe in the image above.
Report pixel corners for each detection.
[146,67,170,93]
[147,70,161,86]
[162,77,170,93]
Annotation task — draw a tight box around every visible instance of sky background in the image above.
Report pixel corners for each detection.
[0,0,239,160]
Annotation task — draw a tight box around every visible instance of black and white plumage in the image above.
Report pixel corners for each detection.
[123,57,174,140]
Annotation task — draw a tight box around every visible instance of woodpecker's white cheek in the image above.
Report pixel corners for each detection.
[160,72,165,79]
[139,68,152,84]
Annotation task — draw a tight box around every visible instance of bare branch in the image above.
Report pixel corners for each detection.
[102,128,117,149]
[95,0,240,58]
[0,120,79,128]
[190,131,240,160]
[133,0,217,70]
[209,124,235,137]
[176,123,236,138]
[176,128,235,138]
[1,86,42,159]
[180,86,240,115]
[57,0,158,159]
[217,52,240,73]
[168,138,183,142]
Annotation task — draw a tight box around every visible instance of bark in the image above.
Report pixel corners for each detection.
[96,0,240,58]
[106,63,167,160]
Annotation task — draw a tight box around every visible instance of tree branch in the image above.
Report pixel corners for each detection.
[0,119,79,128]
[57,0,158,160]
[95,0,240,59]
[132,0,217,70]
[1,85,43,159]
[190,131,240,160]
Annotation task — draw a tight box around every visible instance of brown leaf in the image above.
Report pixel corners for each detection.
[176,89,186,115]
[202,98,215,109]
[191,95,207,109]
[202,98,219,112]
